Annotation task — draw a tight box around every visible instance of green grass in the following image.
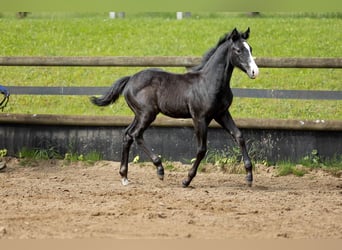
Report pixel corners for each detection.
[276,161,342,177]
[0,149,8,158]
[19,146,60,160]
[0,12,341,119]
[18,146,103,166]
[276,162,308,177]
[63,151,102,164]
[276,149,342,177]
[202,147,342,176]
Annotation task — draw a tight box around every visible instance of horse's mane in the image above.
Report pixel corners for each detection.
[189,32,232,72]
[189,28,248,72]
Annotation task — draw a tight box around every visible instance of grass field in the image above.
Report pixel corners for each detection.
[0,12,341,119]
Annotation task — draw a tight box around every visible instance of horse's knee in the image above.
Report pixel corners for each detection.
[123,133,133,145]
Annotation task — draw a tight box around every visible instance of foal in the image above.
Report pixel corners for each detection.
[91,28,259,187]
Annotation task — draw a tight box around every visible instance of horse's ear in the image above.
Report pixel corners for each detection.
[242,27,250,40]
[231,28,240,42]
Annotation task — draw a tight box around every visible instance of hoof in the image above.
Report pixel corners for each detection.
[157,167,164,181]
[121,178,129,186]
[246,173,253,187]
[182,179,190,188]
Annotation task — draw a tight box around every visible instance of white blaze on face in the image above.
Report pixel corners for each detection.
[243,42,259,79]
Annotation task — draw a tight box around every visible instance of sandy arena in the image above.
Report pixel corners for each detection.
[0,158,341,239]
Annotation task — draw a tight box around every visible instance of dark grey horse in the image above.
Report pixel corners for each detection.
[91,28,259,187]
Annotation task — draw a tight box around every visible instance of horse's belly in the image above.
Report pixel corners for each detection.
[159,103,191,119]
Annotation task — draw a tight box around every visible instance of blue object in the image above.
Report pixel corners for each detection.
[0,85,10,111]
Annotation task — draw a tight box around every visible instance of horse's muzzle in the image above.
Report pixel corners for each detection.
[247,66,259,79]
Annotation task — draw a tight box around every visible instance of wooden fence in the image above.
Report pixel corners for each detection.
[1,56,342,68]
[1,56,341,162]
[1,56,342,100]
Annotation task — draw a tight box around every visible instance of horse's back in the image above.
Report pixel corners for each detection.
[124,68,197,118]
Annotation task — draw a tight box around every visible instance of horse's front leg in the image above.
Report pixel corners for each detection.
[135,134,165,181]
[182,119,208,187]
[215,111,253,186]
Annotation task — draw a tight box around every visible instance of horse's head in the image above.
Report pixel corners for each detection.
[228,28,259,79]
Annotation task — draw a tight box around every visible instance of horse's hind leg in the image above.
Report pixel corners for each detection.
[131,115,165,181]
[215,111,253,186]
[119,119,136,185]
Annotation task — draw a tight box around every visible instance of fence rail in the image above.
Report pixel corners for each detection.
[1,56,342,100]
[7,86,342,100]
[1,56,342,68]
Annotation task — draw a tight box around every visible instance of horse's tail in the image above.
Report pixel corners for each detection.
[90,76,130,106]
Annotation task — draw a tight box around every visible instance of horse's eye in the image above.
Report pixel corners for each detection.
[235,48,241,54]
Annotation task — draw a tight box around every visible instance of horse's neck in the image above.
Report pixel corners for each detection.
[202,44,233,87]
[222,64,234,88]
